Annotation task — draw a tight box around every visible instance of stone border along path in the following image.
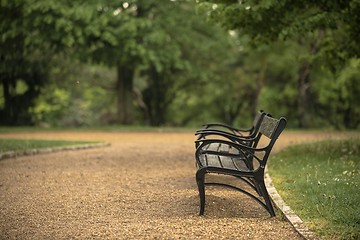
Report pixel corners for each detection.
[0,142,111,161]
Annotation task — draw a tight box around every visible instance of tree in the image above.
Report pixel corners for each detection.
[0,0,47,125]
[137,0,235,126]
[0,0,237,127]
[198,0,360,128]
[0,0,103,125]
[0,0,151,125]
[87,0,237,126]
[199,0,360,60]
[83,0,148,124]
[314,58,360,129]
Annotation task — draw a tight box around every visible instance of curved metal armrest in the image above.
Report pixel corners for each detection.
[195,130,255,143]
[201,123,252,134]
[196,129,254,140]
[195,138,262,153]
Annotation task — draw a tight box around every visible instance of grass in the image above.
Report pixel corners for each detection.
[268,138,360,240]
[0,139,99,153]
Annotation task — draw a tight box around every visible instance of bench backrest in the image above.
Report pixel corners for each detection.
[259,115,286,139]
[249,115,287,170]
[249,110,267,136]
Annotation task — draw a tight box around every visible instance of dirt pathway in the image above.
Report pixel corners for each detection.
[0,130,357,239]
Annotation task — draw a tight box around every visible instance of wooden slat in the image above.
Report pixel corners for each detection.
[233,158,249,171]
[259,115,279,138]
[228,145,240,154]
[219,156,237,170]
[205,143,220,151]
[205,154,222,168]
[218,143,229,153]
[198,154,207,167]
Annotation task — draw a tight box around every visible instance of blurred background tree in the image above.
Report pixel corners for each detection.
[198,0,360,129]
[0,0,106,125]
[1,0,359,129]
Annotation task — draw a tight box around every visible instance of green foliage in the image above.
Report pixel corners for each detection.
[1,0,359,129]
[30,88,70,125]
[103,0,239,126]
[197,0,360,129]
[199,0,360,60]
[313,58,360,129]
[0,0,102,125]
[29,58,116,127]
[258,41,303,127]
[0,0,238,127]
[269,138,360,239]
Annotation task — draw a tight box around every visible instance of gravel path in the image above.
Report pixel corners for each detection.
[0,130,357,239]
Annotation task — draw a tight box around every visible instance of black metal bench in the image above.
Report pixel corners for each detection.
[194,115,287,217]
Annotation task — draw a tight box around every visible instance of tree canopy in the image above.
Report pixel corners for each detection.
[0,0,103,124]
[1,0,359,129]
[198,0,360,65]
[197,0,360,129]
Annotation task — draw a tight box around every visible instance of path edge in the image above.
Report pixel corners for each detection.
[264,167,318,240]
[0,142,111,161]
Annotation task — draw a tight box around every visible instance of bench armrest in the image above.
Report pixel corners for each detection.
[200,123,252,135]
[195,130,255,144]
[195,138,264,154]
[196,129,254,140]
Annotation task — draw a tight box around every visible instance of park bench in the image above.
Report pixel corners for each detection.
[195,110,267,148]
[194,115,287,217]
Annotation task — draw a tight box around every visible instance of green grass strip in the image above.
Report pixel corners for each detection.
[268,138,360,240]
[0,139,99,153]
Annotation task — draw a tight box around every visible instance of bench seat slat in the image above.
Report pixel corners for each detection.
[200,154,222,168]
[204,143,240,154]
[199,153,250,171]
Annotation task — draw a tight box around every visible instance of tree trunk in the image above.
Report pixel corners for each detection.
[143,67,167,126]
[1,75,38,126]
[297,62,312,128]
[116,65,134,124]
[296,31,324,128]
[251,58,267,117]
[1,78,12,125]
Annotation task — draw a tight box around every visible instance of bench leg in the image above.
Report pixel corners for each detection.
[196,170,206,215]
[254,181,264,197]
[258,181,276,217]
